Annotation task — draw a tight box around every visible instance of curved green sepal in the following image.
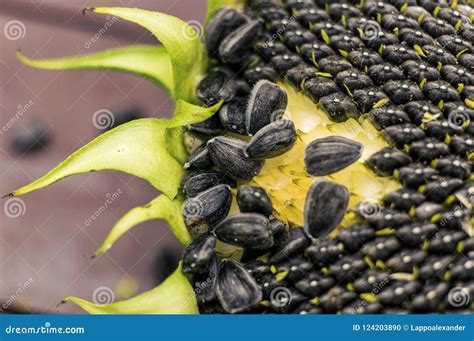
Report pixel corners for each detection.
[166,100,223,164]
[91,7,205,101]
[17,45,174,97]
[95,194,190,257]
[206,0,244,24]
[6,119,184,199]
[64,264,198,314]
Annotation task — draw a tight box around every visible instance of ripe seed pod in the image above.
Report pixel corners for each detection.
[182,234,216,275]
[245,120,297,159]
[205,8,248,56]
[245,80,288,135]
[207,136,264,181]
[182,184,232,234]
[305,136,363,176]
[218,20,261,64]
[214,213,274,250]
[304,179,350,239]
[236,185,273,217]
[216,259,262,313]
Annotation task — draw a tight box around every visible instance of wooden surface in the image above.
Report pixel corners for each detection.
[0,0,206,313]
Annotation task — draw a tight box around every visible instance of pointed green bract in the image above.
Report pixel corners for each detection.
[17,45,174,96]
[8,119,184,199]
[91,7,205,101]
[64,264,198,314]
[95,194,190,257]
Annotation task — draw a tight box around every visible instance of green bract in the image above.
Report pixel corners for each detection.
[5,4,230,314]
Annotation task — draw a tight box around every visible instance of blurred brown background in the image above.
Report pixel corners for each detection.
[0,0,206,313]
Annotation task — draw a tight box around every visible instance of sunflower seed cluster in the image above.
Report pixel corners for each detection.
[181,0,474,314]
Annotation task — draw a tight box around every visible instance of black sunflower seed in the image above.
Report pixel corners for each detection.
[193,254,218,304]
[286,65,318,89]
[245,120,297,159]
[270,53,302,74]
[304,179,350,239]
[300,42,335,65]
[244,65,279,84]
[182,234,216,275]
[353,88,389,113]
[318,56,353,77]
[269,218,286,238]
[403,100,442,125]
[320,287,358,313]
[383,188,425,211]
[295,272,335,297]
[335,69,374,93]
[408,138,449,162]
[276,255,313,283]
[329,257,367,283]
[335,223,375,253]
[451,258,474,282]
[360,236,402,260]
[449,135,474,157]
[184,144,213,170]
[368,106,411,131]
[427,230,466,255]
[305,136,363,176]
[347,49,383,69]
[401,60,440,84]
[304,76,340,102]
[378,281,420,307]
[414,202,444,221]
[423,45,457,66]
[182,171,236,198]
[396,164,438,189]
[245,80,288,135]
[423,120,462,142]
[269,228,310,264]
[216,259,262,313]
[305,240,344,267]
[423,81,461,104]
[189,114,225,136]
[441,65,474,87]
[206,8,248,57]
[320,92,360,122]
[183,184,232,234]
[437,35,473,56]
[421,18,455,38]
[367,147,412,177]
[383,80,424,105]
[207,136,264,181]
[386,249,427,273]
[381,13,419,31]
[382,44,419,64]
[368,64,405,86]
[421,178,464,203]
[218,98,247,134]
[196,68,237,105]
[218,20,261,64]
[236,185,273,217]
[214,213,274,250]
[418,256,452,281]
[353,270,390,294]
[399,28,434,47]
[433,157,471,180]
[458,53,474,71]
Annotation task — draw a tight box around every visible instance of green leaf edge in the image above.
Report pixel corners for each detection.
[17,45,174,97]
[64,263,198,314]
[90,7,206,101]
[94,194,191,257]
